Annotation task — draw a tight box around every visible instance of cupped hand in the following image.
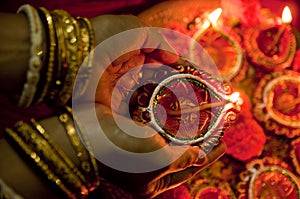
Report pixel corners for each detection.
[84,14,226,198]
[94,103,226,198]
[90,14,178,110]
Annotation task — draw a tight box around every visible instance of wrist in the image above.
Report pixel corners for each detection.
[0,12,30,92]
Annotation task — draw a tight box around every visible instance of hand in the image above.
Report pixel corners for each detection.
[89,14,179,109]
[94,104,226,198]
[83,15,226,198]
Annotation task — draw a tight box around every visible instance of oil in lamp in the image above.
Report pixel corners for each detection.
[244,6,296,71]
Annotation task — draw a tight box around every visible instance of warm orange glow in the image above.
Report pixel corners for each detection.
[202,20,211,30]
[282,6,292,24]
[229,92,240,103]
[208,8,222,26]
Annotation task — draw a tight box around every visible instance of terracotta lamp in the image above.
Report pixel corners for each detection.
[190,8,244,81]
[128,59,242,151]
[244,6,297,71]
[253,70,300,138]
[238,157,300,199]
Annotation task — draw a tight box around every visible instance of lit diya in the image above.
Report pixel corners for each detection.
[129,59,242,151]
[190,8,245,82]
[237,157,300,199]
[253,70,300,138]
[244,6,296,71]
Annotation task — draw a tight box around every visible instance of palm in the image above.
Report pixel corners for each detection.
[86,15,225,198]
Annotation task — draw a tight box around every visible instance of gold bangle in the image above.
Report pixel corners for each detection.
[5,127,75,199]
[52,10,82,106]
[60,107,100,190]
[13,121,88,197]
[35,7,56,104]
[30,119,87,185]
[47,11,68,101]
[73,17,95,99]
[77,17,91,62]
[17,4,44,107]
[66,106,100,188]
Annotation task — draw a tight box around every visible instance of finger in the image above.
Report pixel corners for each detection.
[142,48,156,54]
[112,49,141,66]
[143,29,179,64]
[114,54,145,111]
[121,53,145,74]
[144,56,163,65]
[147,166,200,198]
[94,104,167,153]
[205,140,226,164]
[111,55,145,112]
[149,142,226,197]
[95,65,118,107]
[162,141,226,177]
[147,49,179,64]
[168,146,207,172]
[96,53,145,109]
[160,142,226,189]
[146,146,205,184]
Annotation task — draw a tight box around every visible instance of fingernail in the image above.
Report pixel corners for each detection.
[197,151,207,165]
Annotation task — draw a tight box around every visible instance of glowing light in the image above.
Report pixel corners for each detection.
[282,6,292,24]
[208,8,222,26]
[202,20,211,30]
[229,92,240,103]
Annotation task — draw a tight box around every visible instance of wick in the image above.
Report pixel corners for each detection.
[167,101,226,116]
[266,23,287,54]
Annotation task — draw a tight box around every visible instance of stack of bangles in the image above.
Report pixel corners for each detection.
[2,4,118,199]
[17,4,94,107]
[5,107,100,199]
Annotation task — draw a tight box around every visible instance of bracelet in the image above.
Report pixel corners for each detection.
[5,127,75,199]
[46,12,68,101]
[5,113,101,198]
[30,119,87,185]
[70,108,100,189]
[15,121,88,197]
[17,4,44,107]
[60,107,100,191]
[16,5,95,106]
[66,107,100,185]
[74,17,95,99]
[72,116,100,191]
[35,7,57,104]
[6,121,89,198]
[52,10,82,106]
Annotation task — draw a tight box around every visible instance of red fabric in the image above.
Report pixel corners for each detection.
[0,0,161,17]
[0,94,54,137]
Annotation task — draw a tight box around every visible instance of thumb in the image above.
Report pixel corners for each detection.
[160,141,226,178]
[168,146,207,173]
[147,142,226,198]
[142,28,179,64]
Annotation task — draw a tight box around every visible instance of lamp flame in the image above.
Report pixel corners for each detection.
[229,92,240,103]
[208,8,222,26]
[202,20,211,30]
[282,6,292,24]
